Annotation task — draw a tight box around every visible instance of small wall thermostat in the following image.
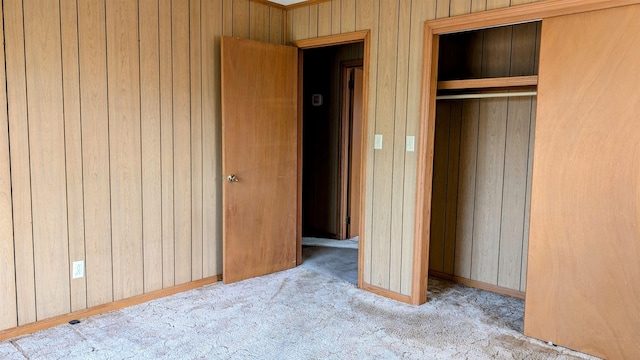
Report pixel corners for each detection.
[312,94,323,106]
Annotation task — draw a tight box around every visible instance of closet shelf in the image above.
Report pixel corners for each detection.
[437,75,538,90]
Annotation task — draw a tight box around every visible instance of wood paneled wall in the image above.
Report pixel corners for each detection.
[0,0,283,332]
[287,0,541,296]
[430,97,536,293]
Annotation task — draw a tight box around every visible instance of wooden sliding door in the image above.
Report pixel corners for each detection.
[525,5,640,359]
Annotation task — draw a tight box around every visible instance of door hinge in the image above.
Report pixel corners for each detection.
[345,216,351,225]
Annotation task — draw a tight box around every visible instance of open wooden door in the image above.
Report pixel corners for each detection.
[221,37,298,284]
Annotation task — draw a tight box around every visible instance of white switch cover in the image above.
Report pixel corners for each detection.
[374,134,383,150]
[73,260,84,279]
[406,136,415,152]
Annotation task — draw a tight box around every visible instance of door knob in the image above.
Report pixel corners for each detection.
[227,174,239,183]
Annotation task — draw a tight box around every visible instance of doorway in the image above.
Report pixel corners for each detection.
[300,42,364,285]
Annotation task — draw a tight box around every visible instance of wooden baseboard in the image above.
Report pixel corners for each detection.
[429,271,526,300]
[361,283,413,304]
[0,275,221,341]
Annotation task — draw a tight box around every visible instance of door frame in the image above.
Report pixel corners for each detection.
[294,31,370,289]
[414,0,639,305]
[339,60,363,240]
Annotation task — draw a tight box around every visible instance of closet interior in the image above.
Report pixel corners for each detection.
[428,21,541,296]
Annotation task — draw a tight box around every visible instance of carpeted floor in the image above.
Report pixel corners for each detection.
[0,242,598,360]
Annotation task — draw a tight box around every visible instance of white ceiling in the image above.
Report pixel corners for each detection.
[269,0,308,5]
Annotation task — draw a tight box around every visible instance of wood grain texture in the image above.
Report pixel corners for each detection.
[24,0,71,320]
[223,0,233,36]
[221,37,297,283]
[388,0,411,293]
[292,8,309,41]
[159,0,175,288]
[270,7,284,44]
[521,98,535,292]
[437,0,450,18]
[191,0,204,281]
[349,68,364,239]
[524,6,640,359]
[0,4,17,330]
[497,97,532,290]
[106,0,144,302]
[438,76,538,90]
[4,0,37,325]
[370,0,398,289]
[317,2,331,36]
[355,0,379,286]
[481,26,512,78]
[453,100,479,279]
[308,5,318,38]
[250,2,270,42]
[140,0,163,293]
[470,99,507,284]
[443,101,461,275]
[340,0,355,33]
[233,0,250,38]
[450,0,471,16]
[173,0,193,286]
[202,0,224,278]
[331,0,341,34]
[60,0,87,312]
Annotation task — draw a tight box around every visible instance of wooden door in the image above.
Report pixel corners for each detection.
[524,5,640,359]
[348,68,363,238]
[221,37,298,284]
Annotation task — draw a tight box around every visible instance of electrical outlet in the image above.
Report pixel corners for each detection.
[406,136,415,152]
[374,134,383,150]
[73,260,84,279]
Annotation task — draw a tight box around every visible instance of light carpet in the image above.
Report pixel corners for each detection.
[0,246,597,360]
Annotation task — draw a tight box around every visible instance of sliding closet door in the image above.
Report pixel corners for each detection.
[524,5,640,359]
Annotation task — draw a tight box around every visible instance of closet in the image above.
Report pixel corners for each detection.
[428,22,540,296]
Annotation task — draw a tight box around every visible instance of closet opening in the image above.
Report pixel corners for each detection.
[300,42,364,286]
[427,21,541,300]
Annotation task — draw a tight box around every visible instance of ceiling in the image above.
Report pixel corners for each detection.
[269,0,308,5]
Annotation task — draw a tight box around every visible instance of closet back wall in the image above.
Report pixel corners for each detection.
[0,0,284,331]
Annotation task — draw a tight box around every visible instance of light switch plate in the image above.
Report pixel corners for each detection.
[374,134,383,150]
[406,136,415,152]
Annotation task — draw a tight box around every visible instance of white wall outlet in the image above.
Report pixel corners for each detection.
[406,136,415,152]
[72,260,84,279]
[374,134,383,150]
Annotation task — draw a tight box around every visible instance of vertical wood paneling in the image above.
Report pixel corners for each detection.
[285,9,293,44]
[356,0,379,285]
[191,0,204,281]
[317,2,331,37]
[430,103,451,272]
[173,0,193,285]
[270,8,283,44]
[453,100,479,279]
[140,0,163,293]
[370,0,398,288]
[510,22,538,76]
[331,0,341,34]
[106,0,144,302]
[4,0,37,325]
[481,27,512,78]
[341,0,355,33]
[202,0,223,277]
[233,0,250,38]
[450,0,471,16]
[436,0,450,18]
[443,102,461,275]
[223,0,233,36]
[308,5,318,38]
[486,0,511,10]
[159,0,175,288]
[60,0,87,312]
[0,4,17,329]
[470,99,507,284]
[24,0,71,319]
[521,98,536,292]
[497,97,532,289]
[471,0,486,13]
[292,8,309,41]
[78,0,114,309]
[401,0,437,295]
[250,2,269,42]
[389,0,411,293]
